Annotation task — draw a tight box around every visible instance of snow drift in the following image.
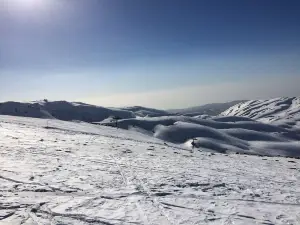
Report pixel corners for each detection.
[99,115,300,157]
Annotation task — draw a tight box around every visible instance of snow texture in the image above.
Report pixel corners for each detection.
[0,100,135,122]
[0,115,300,225]
[221,97,300,131]
[121,106,172,117]
[99,115,300,157]
[168,100,246,116]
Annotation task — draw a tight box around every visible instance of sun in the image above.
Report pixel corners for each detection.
[5,0,48,11]
[15,0,45,7]
[3,0,60,21]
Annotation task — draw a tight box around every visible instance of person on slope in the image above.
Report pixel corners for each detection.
[191,138,197,152]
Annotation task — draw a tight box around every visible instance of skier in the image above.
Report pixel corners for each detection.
[191,138,196,152]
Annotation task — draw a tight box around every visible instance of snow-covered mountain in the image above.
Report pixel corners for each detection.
[120,106,172,117]
[0,100,174,122]
[221,97,300,132]
[0,99,243,122]
[0,115,299,225]
[2,98,300,157]
[221,97,300,121]
[168,100,246,116]
[1,99,300,224]
[0,100,135,122]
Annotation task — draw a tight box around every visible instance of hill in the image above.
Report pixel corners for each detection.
[169,100,246,116]
[221,97,300,133]
[120,106,172,117]
[99,115,300,157]
[0,100,135,122]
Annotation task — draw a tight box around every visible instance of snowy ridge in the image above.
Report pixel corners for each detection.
[221,97,300,134]
[169,100,246,116]
[0,101,174,122]
[0,115,300,224]
[221,97,300,122]
[0,100,135,122]
[2,99,300,157]
[120,106,172,117]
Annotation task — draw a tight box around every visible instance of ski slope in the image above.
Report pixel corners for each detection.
[99,115,300,157]
[0,115,300,225]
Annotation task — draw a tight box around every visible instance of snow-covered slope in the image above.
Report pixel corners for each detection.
[0,115,299,225]
[0,100,135,122]
[221,97,300,122]
[169,100,246,116]
[99,115,300,157]
[0,101,174,122]
[221,97,300,132]
[120,106,172,117]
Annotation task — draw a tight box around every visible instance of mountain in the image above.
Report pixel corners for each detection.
[2,99,300,157]
[120,106,172,117]
[0,101,175,122]
[221,97,300,133]
[0,100,244,122]
[168,100,246,116]
[0,100,135,122]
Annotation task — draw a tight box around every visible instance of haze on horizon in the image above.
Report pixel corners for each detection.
[1,0,300,109]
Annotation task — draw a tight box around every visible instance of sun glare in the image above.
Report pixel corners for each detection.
[3,0,49,11]
[16,0,44,8]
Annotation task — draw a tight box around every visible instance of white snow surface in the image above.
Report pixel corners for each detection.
[99,116,300,157]
[221,97,300,132]
[168,100,246,116]
[0,115,300,225]
[120,106,172,117]
[0,101,135,122]
[0,101,175,122]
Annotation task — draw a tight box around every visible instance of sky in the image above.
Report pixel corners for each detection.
[0,0,300,109]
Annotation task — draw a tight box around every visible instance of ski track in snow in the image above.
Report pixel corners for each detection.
[0,116,300,225]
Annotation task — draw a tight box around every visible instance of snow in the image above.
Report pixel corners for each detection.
[121,106,172,117]
[0,115,300,224]
[100,116,300,157]
[0,101,175,122]
[0,101,135,122]
[168,100,246,116]
[221,97,300,124]
[221,96,300,137]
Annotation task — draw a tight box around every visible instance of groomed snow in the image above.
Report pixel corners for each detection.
[0,115,300,225]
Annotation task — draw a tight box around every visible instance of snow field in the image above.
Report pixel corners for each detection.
[0,116,300,224]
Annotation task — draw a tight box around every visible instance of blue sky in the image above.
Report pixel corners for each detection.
[1,0,300,108]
